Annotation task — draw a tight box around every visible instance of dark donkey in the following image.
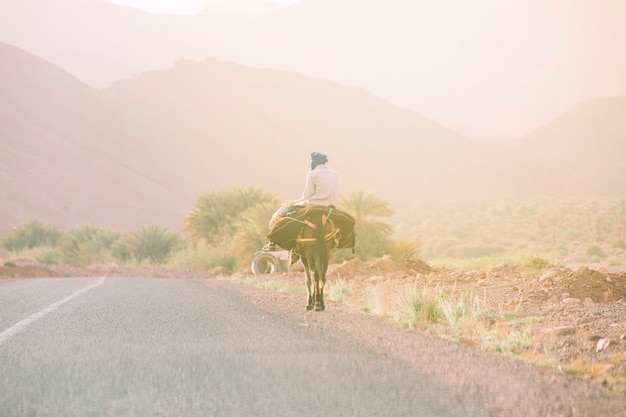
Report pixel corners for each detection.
[294,211,338,311]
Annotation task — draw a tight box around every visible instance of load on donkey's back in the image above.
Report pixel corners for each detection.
[251,152,356,276]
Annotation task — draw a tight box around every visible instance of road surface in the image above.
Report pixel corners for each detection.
[1,277,481,417]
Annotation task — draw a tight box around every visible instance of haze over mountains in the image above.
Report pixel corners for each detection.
[0,42,189,232]
[0,1,624,233]
[1,40,624,233]
[0,0,624,136]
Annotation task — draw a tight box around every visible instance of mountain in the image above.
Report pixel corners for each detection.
[516,95,626,195]
[522,96,626,156]
[0,42,192,232]
[103,58,475,210]
[0,0,624,137]
[1,42,624,234]
[0,41,475,233]
[148,65,625,206]
[0,0,189,88]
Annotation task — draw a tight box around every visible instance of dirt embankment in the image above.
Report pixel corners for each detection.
[335,258,626,392]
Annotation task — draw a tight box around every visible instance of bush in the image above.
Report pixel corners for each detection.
[330,247,357,264]
[524,257,551,276]
[167,240,236,271]
[400,286,445,330]
[58,225,121,267]
[586,244,606,258]
[2,220,63,251]
[327,279,352,303]
[34,247,59,265]
[183,187,279,244]
[352,227,391,261]
[388,239,421,261]
[124,225,180,264]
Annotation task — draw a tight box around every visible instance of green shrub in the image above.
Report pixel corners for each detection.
[352,227,392,261]
[2,220,63,251]
[330,247,357,264]
[327,279,352,304]
[588,255,600,263]
[586,244,606,258]
[481,324,533,355]
[388,239,421,261]
[440,293,485,333]
[524,257,551,276]
[124,225,180,264]
[167,240,236,271]
[33,247,60,265]
[400,286,445,330]
[58,225,121,267]
[183,187,279,244]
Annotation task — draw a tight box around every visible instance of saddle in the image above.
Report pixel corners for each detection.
[267,205,356,251]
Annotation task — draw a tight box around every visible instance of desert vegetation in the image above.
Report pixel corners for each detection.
[394,197,626,271]
[2,193,624,274]
[0,187,400,272]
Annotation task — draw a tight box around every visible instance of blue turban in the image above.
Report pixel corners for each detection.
[310,152,328,170]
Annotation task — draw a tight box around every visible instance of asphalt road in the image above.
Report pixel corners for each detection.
[0,277,484,417]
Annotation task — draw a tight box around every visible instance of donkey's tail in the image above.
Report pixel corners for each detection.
[314,214,326,272]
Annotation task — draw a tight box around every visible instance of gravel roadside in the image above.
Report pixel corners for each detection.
[210,278,626,417]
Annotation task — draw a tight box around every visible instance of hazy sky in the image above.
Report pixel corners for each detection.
[3,0,620,137]
[104,0,300,14]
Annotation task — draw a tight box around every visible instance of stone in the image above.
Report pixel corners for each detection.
[596,338,611,352]
[457,336,479,347]
[540,326,577,336]
[583,297,595,307]
[539,269,560,282]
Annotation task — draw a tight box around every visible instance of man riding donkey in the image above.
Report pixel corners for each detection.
[264,152,339,250]
[264,152,356,310]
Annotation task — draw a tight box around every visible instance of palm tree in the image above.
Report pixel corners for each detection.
[183,187,278,243]
[339,190,394,260]
[1,219,63,251]
[58,225,121,267]
[341,189,395,223]
[125,225,180,264]
[230,201,280,269]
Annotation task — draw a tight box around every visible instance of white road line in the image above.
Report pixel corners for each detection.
[0,277,106,346]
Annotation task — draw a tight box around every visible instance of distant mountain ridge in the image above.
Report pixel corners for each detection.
[0,42,191,232]
[0,42,624,233]
[0,0,624,136]
[517,95,626,196]
[523,95,626,154]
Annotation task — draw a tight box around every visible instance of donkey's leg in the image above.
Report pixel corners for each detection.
[315,254,329,311]
[319,276,326,311]
[302,258,314,310]
[314,267,325,311]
